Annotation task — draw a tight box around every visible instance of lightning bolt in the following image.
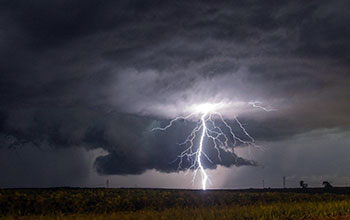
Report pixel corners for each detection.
[248,101,276,112]
[152,103,268,190]
[197,112,208,189]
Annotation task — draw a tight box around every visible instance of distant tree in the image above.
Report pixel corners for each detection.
[300,180,308,188]
[322,181,333,188]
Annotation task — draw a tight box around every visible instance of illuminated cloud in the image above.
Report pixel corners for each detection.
[0,0,349,187]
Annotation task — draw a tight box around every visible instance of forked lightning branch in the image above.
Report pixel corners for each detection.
[152,102,271,190]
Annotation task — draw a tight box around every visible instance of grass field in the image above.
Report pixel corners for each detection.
[1,188,350,220]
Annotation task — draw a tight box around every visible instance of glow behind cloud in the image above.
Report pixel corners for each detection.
[152,101,265,189]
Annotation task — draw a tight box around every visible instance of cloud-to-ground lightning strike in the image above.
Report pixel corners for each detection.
[152,103,267,190]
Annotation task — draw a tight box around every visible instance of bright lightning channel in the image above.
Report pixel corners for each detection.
[152,102,262,190]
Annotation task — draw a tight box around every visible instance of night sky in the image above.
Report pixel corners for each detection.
[0,0,349,189]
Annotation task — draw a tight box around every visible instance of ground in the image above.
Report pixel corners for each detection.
[1,187,350,220]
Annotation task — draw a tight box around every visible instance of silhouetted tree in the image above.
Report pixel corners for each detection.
[300,180,308,188]
[322,181,333,188]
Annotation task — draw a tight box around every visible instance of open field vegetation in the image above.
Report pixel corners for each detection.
[1,188,350,220]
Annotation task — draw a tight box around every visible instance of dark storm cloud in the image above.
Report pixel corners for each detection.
[0,0,349,177]
[0,107,255,175]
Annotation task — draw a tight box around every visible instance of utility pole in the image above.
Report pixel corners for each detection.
[283,176,286,188]
[262,165,265,189]
[106,179,109,188]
